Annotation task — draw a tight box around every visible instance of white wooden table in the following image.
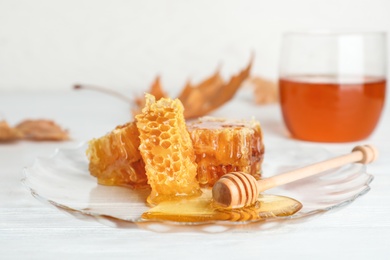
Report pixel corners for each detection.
[1,90,389,259]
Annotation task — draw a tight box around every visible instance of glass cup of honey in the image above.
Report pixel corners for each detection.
[279,31,387,142]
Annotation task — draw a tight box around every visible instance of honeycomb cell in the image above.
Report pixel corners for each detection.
[159,124,170,132]
[148,122,159,129]
[160,132,170,140]
[135,94,201,205]
[86,122,148,188]
[187,117,265,187]
[150,129,161,137]
[154,155,164,164]
[160,140,171,149]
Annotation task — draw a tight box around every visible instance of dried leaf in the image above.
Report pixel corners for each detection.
[133,58,252,119]
[76,56,253,120]
[177,70,224,104]
[179,86,204,116]
[15,119,69,141]
[0,120,23,142]
[247,76,278,104]
[149,76,168,100]
[182,58,252,119]
[176,81,193,104]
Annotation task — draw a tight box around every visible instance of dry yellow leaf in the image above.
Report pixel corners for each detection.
[75,56,254,119]
[0,120,23,142]
[132,57,252,119]
[15,119,69,141]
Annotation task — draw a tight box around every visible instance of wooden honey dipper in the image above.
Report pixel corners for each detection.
[212,145,378,209]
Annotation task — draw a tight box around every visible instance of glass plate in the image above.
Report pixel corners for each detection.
[22,143,373,226]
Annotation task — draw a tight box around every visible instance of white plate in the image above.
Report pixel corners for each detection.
[22,143,373,226]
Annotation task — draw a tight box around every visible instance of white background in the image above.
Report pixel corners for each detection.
[1,0,389,94]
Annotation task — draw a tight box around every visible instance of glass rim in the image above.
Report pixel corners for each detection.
[283,30,387,37]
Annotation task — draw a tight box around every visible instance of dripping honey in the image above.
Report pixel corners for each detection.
[279,76,386,142]
[142,189,302,223]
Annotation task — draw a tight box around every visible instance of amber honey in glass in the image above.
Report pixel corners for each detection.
[280,75,386,142]
[279,31,387,142]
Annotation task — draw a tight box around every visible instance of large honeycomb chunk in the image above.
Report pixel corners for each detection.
[135,94,201,205]
[86,122,148,188]
[187,117,264,187]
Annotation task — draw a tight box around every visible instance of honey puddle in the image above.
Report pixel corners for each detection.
[142,189,303,223]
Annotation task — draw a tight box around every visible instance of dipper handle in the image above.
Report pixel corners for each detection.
[212,145,378,208]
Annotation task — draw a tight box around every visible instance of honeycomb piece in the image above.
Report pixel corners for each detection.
[86,122,148,188]
[187,117,264,187]
[135,94,201,205]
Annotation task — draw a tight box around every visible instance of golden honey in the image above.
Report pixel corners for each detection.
[85,93,294,222]
[87,92,265,216]
[135,94,201,205]
[86,122,148,188]
[187,117,264,187]
[87,117,265,190]
[142,189,302,222]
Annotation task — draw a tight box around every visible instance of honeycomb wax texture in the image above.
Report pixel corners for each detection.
[86,122,148,188]
[187,117,264,187]
[135,94,201,204]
